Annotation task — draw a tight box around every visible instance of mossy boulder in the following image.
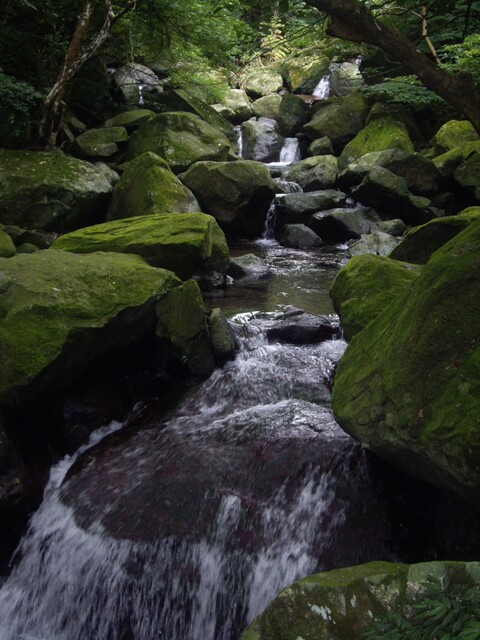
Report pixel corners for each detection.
[51,212,228,280]
[222,89,253,122]
[275,189,348,228]
[244,69,283,98]
[180,160,275,237]
[389,207,480,264]
[340,117,414,167]
[454,151,480,199]
[0,150,118,232]
[126,112,231,173]
[330,254,420,340]
[208,308,237,362]
[432,119,479,154]
[348,231,400,258]
[241,561,480,640]
[0,231,16,258]
[156,280,215,377]
[104,109,155,130]
[307,137,334,156]
[73,126,129,159]
[252,95,282,120]
[0,250,180,407]
[432,147,464,178]
[284,156,338,191]
[277,94,311,137]
[106,152,200,220]
[154,89,236,144]
[331,220,480,503]
[303,93,370,153]
[283,55,330,94]
[309,207,378,243]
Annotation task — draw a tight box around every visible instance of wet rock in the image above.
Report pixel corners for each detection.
[52,212,228,281]
[228,254,270,279]
[208,308,238,362]
[266,313,340,344]
[180,160,275,238]
[284,156,338,191]
[126,112,231,173]
[286,55,330,94]
[275,190,348,227]
[107,152,200,219]
[330,254,420,340]
[277,94,311,137]
[279,224,322,249]
[0,250,180,408]
[0,150,118,233]
[309,207,378,243]
[113,63,162,105]
[332,219,480,503]
[241,118,284,163]
[389,207,480,264]
[348,231,400,257]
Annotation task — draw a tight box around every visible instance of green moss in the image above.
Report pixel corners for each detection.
[330,255,420,340]
[0,230,16,258]
[433,119,479,153]
[284,155,338,190]
[74,126,128,158]
[156,280,214,376]
[107,152,200,220]
[51,212,228,280]
[0,250,180,407]
[126,111,231,172]
[104,109,155,129]
[390,208,480,264]
[331,219,480,502]
[340,117,414,166]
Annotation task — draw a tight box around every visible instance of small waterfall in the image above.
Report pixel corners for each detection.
[273,179,303,194]
[312,75,331,99]
[235,124,243,158]
[279,137,301,164]
[138,83,145,105]
[0,312,395,640]
[262,201,278,240]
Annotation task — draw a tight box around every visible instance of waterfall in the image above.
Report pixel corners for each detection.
[0,312,394,640]
[279,138,301,164]
[235,125,243,158]
[312,75,331,99]
[262,201,278,240]
[138,83,145,105]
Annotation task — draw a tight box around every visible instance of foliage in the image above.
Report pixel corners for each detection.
[260,16,291,61]
[363,577,480,640]
[442,34,480,85]
[362,76,446,110]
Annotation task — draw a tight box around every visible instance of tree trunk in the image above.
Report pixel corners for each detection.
[304,0,480,133]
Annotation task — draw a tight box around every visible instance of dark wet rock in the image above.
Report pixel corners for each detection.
[241,118,284,163]
[277,94,311,137]
[73,126,129,159]
[376,219,406,237]
[454,151,480,200]
[113,63,162,105]
[279,224,322,249]
[275,190,348,228]
[307,136,334,157]
[208,308,238,362]
[228,254,271,279]
[348,231,399,257]
[309,207,378,243]
[266,313,340,344]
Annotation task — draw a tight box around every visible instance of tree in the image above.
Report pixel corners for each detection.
[303,0,480,132]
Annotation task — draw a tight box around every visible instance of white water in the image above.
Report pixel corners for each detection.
[312,75,330,99]
[279,138,301,164]
[0,309,389,640]
[138,83,145,105]
[235,125,243,158]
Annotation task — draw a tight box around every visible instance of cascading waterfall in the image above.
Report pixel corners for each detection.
[279,138,301,164]
[312,75,330,99]
[138,83,146,105]
[0,312,393,640]
[235,125,243,158]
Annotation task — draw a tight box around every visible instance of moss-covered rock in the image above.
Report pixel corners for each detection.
[330,254,420,340]
[389,207,480,264]
[180,160,275,237]
[244,69,283,98]
[284,156,338,191]
[0,230,16,258]
[432,119,479,154]
[126,112,231,172]
[275,189,348,228]
[104,109,155,130]
[51,212,228,280]
[307,137,334,157]
[283,55,330,94]
[154,89,236,143]
[348,231,400,258]
[309,207,378,243]
[331,220,480,502]
[340,117,414,166]
[277,93,311,137]
[252,95,282,120]
[0,150,118,232]
[73,126,129,159]
[0,250,180,407]
[241,561,480,640]
[156,280,214,377]
[107,152,200,220]
[222,89,253,122]
[208,307,237,362]
[303,93,370,153]
[454,151,480,200]
[432,147,464,178]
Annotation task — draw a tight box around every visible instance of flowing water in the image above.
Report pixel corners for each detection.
[279,138,301,164]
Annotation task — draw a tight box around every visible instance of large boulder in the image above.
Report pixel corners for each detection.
[107,152,200,220]
[348,231,400,258]
[340,117,414,167]
[153,88,236,144]
[279,224,322,248]
[126,112,231,172]
[432,119,479,154]
[221,89,253,122]
[309,207,378,243]
[51,212,228,280]
[252,95,282,120]
[73,126,128,159]
[284,156,338,191]
[243,69,283,98]
[330,254,420,340]
[180,160,275,237]
[331,220,480,503]
[112,63,163,106]
[241,118,284,163]
[241,560,480,640]
[277,94,311,137]
[275,190,348,228]
[303,93,370,153]
[283,55,330,94]
[389,207,480,264]
[0,230,16,258]
[0,150,118,232]
[0,251,180,408]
